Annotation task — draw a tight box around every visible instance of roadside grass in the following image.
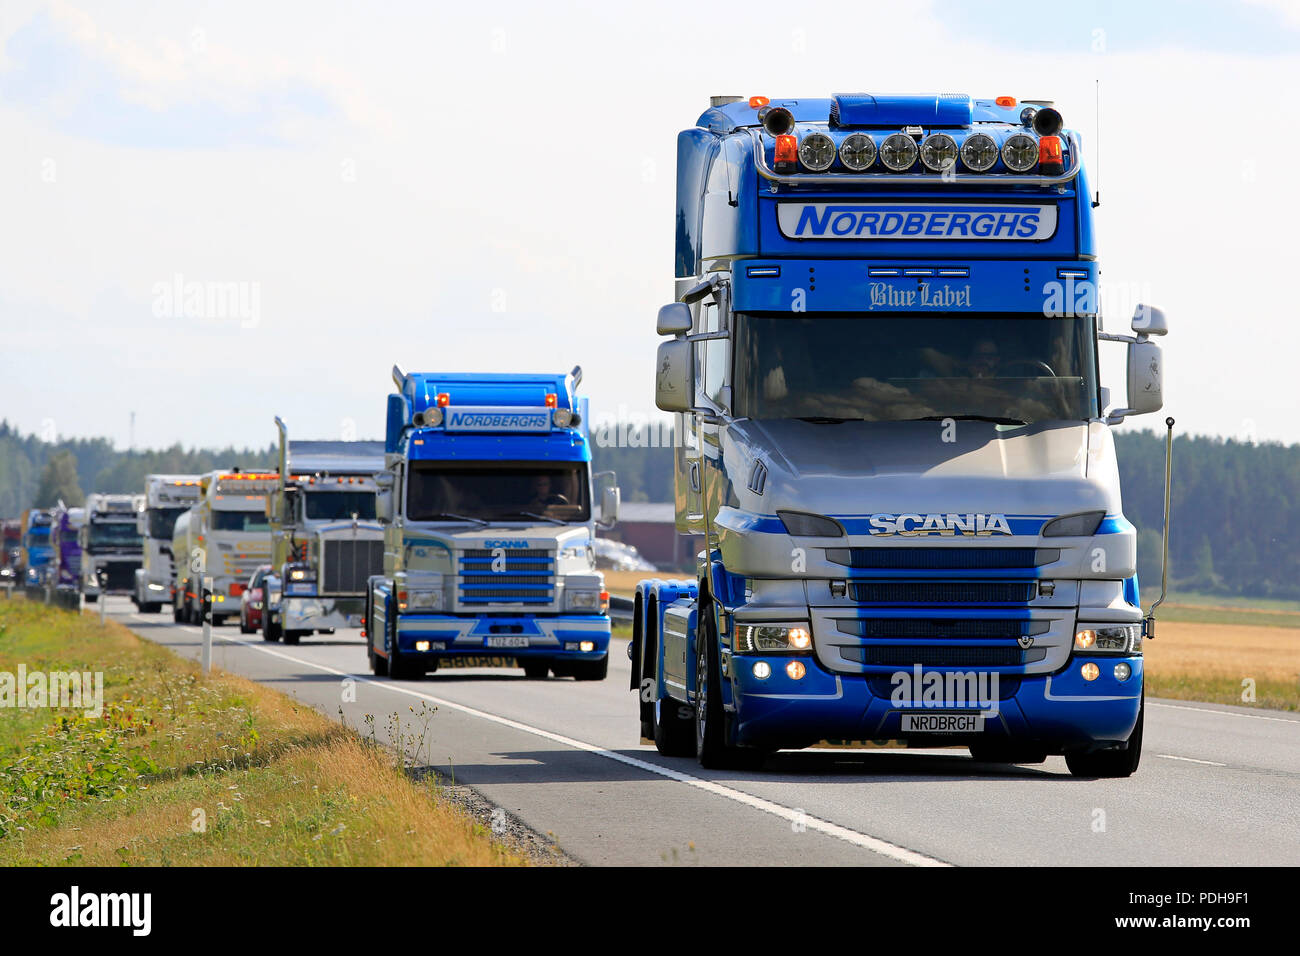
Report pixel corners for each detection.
[1145,620,1299,711]
[0,599,530,866]
[1165,590,1300,614]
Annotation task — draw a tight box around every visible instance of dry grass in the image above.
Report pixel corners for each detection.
[0,600,531,866]
[1145,620,1299,710]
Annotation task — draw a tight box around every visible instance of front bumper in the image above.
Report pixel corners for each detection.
[726,653,1143,751]
[274,596,365,631]
[392,612,611,663]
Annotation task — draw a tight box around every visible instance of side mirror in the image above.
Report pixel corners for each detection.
[1131,304,1168,337]
[657,302,693,336]
[375,488,394,525]
[655,338,694,413]
[600,486,621,529]
[1126,340,1164,415]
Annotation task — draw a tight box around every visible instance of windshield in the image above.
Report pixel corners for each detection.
[147,507,186,539]
[304,490,377,521]
[407,461,590,522]
[211,510,271,532]
[87,522,142,549]
[732,313,1099,423]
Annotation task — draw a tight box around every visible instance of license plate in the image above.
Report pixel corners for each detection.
[440,656,517,669]
[900,713,985,733]
[485,636,529,648]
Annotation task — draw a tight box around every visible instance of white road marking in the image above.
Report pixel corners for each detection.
[1156,754,1227,766]
[1149,700,1300,725]
[127,612,950,868]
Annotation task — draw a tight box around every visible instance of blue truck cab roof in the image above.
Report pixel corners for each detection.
[386,368,590,463]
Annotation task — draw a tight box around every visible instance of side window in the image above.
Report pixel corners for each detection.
[700,301,728,405]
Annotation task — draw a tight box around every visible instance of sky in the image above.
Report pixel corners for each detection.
[0,0,1298,450]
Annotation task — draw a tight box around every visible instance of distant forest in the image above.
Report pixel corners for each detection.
[3,420,1296,602]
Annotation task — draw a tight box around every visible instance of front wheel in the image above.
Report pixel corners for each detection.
[1065,691,1144,778]
[523,661,550,680]
[570,656,608,681]
[695,601,766,771]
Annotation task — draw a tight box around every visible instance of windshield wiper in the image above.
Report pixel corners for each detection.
[421,512,489,527]
[913,415,1028,426]
[497,510,567,526]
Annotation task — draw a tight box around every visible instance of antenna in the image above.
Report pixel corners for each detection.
[1092,79,1101,208]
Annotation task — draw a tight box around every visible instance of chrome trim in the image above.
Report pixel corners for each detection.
[747,128,1084,187]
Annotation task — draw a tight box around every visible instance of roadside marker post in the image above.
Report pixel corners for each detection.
[201,575,213,676]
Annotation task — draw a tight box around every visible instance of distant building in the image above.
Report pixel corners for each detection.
[603,501,696,571]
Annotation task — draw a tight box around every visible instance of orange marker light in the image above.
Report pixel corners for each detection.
[436,393,451,407]
[749,95,770,109]
[996,96,1017,107]
[774,134,798,172]
[545,393,558,408]
[1039,135,1064,175]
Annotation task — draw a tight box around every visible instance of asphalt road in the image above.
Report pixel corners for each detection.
[106,597,1300,866]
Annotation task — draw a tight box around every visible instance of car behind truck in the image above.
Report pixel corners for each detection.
[365,367,619,680]
[632,92,1171,777]
[262,424,385,644]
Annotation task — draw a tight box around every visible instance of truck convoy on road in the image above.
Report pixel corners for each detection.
[364,368,619,680]
[172,471,276,626]
[133,475,202,613]
[79,494,144,601]
[632,92,1169,777]
[262,423,385,644]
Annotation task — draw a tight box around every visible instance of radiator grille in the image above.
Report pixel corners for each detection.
[842,646,1045,667]
[322,539,384,594]
[848,581,1035,604]
[458,549,554,605]
[836,619,1048,640]
[827,548,1055,569]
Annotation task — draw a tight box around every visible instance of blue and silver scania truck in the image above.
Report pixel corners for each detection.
[632,93,1172,777]
[365,367,620,680]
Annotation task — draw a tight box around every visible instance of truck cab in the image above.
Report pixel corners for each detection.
[172,471,276,625]
[133,475,202,613]
[50,504,85,590]
[262,426,385,645]
[79,494,144,600]
[21,509,53,588]
[366,367,620,680]
[634,93,1169,777]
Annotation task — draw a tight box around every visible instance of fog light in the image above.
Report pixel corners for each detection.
[415,640,430,652]
[1114,662,1131,681]
[1081,662,1100,681]
[752,661,771,680]
[1075,628,1096,650]
[786,660,806,680]
[579,640,595,652]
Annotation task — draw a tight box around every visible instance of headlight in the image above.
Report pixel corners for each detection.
[880,133,918,171]
[777,510,844,538]
[960,133,999,172]
[1042,511,1105,537]
[566,589,601,611]
[734,623,813,653]
[1001,133,1038,172]
[919,133,957,172]
[1074,623,1142,655]
[289,568,314,581]
[838,133,876,171]
[405,589,442,611]
[798,132,836,171]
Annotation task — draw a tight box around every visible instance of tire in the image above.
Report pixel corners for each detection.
[283,630,304,646]
[173,602,183,624]
[263,614,282,643]
[695,597,766,771]
[570,656,608,681]
[239,617,253,635]
[523,661,550,680]
[653,694,696,757]
[969,743,1048,765]
[1065,690,1144,778]
[85,593,98,604]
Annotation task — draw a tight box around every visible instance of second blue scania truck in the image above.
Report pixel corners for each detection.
[633,92,1171,777]
[365,367,620,680]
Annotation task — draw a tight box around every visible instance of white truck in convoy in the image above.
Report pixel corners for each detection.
[172,470,277,626]
[80,493,144,601]
[261,420,385,644]
[133,475,202,613]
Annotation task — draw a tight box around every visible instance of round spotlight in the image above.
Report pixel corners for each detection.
[786,660,807,680]
[1019,105,1038,127]
[1032,107,1063,136]
[424,407,443,427]
[798,132,835,171]
[880,133,918,171]
[960,133,999,172]
[552,408,572,427]
[760,106,795,136]
[752,661,772,680]
[1002,133,1038,172]
[1080,662,1100,682]
[838,133,876,171]
[1113,662,1132,682]
[788,627,812,650]
[919,133,958,172]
